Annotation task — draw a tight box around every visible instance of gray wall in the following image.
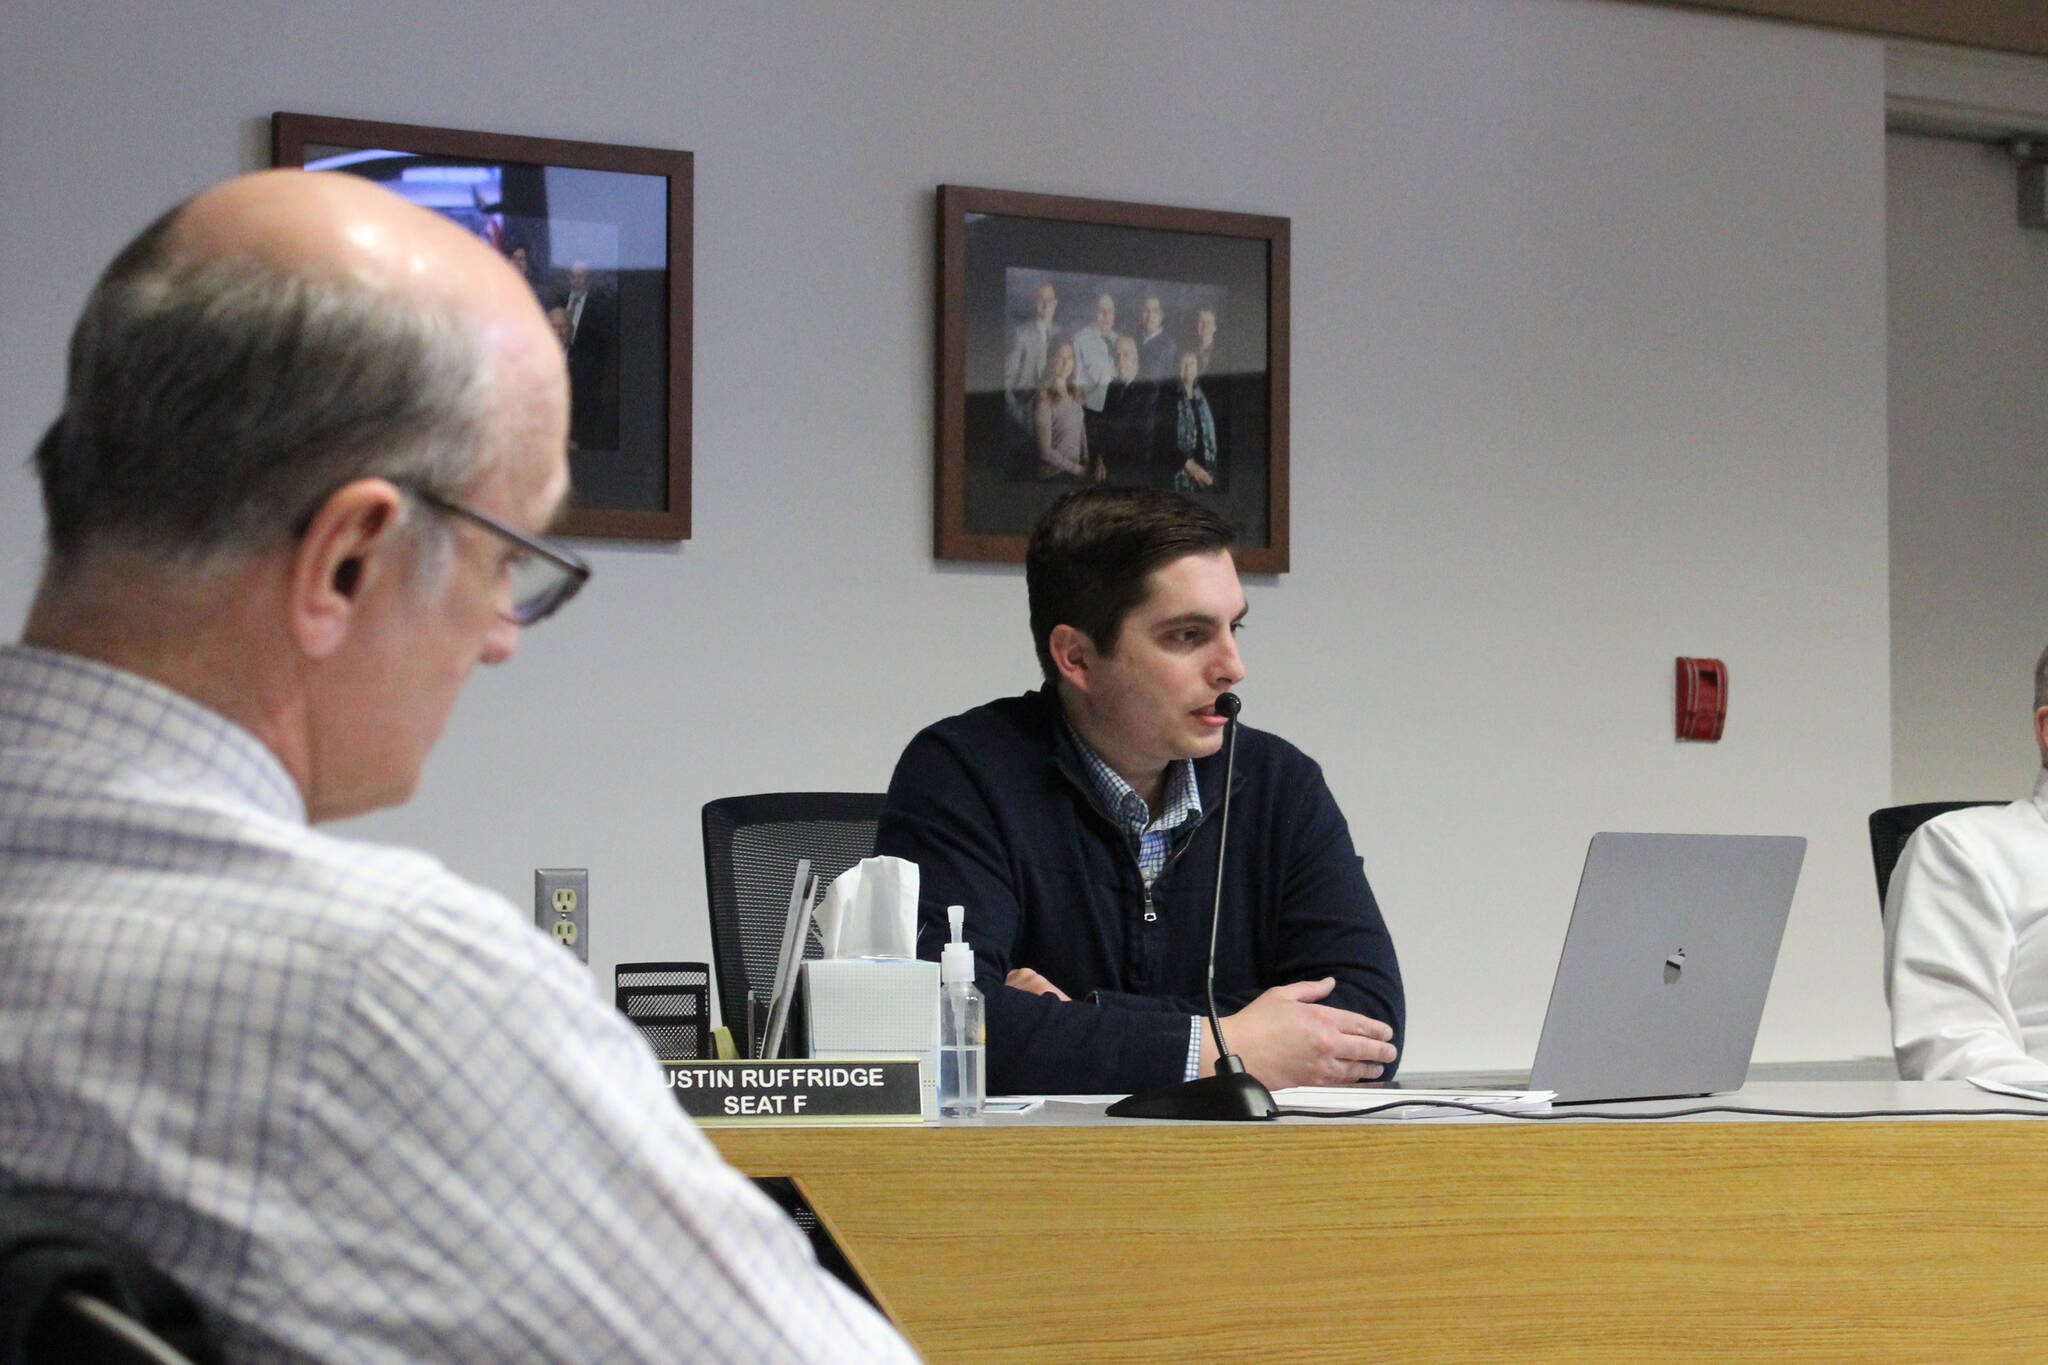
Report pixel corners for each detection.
[1889,131,2048,801]
[0,0,1893,1069]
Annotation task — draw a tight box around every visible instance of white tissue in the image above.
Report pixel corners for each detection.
[812,856,919,959]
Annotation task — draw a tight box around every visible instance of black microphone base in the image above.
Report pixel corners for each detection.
[1105,1069,1278,1121]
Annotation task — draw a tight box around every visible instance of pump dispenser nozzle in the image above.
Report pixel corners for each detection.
[941,904,974,984]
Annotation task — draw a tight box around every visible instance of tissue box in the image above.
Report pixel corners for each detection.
[801,958,939,1119]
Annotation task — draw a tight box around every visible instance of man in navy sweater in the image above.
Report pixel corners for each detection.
[876,487,1403,1096]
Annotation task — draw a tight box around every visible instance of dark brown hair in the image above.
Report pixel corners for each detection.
[1026,486,1237,683]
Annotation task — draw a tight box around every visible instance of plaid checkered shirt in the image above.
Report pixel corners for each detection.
[0,645,915,1364]
[1065,726,1207,1080]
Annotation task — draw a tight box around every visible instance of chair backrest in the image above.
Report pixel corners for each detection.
[0,1193,217,1364]
[701,792,888,1056]
[1868,800,2004,911]
[615,961,714,1060]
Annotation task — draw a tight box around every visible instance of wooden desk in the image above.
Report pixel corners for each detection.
[709,1081,2048,1362]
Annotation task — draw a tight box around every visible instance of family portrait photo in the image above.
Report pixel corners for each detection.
[937,184,1289,571]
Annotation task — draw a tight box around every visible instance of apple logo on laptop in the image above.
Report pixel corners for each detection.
[1663,948,1687,985]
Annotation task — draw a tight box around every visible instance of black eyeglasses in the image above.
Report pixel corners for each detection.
[410,488,591,626]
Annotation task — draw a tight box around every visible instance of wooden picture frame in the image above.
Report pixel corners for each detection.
[936,184,1290,572]
[273,112,692,541]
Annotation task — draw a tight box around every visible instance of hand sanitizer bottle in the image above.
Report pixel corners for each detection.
[939,904,986,1117]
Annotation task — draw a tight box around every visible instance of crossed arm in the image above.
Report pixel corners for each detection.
[1005,966,1396,1088]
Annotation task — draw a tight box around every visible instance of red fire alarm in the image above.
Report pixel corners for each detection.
[1676,657,1727,741]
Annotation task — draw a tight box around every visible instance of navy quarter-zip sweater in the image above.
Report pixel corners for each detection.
[876,687,1404,1095]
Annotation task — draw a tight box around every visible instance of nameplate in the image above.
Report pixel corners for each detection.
[662,1057,927,1125]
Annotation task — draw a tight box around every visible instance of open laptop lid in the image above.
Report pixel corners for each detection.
[1528,832,1806,1104]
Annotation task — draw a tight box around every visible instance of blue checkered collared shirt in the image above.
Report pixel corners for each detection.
[1066,725,1207,1080]
[0,645,915,1364]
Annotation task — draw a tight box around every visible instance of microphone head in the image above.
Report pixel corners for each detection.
[1214,692,1241,720]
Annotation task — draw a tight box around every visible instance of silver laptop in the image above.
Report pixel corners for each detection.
[1525,832,1805,1104]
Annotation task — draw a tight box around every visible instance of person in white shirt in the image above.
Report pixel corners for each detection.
[0,169,916,1364]
[1004,279,1060,428]
[1072,292,1122,469]
[1884,643,2048,1087]
[1072,292,1120,413]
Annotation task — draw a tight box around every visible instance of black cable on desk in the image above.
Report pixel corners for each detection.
[1273,1099,2048,1121]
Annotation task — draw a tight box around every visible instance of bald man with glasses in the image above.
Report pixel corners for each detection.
[0,171,914,1364]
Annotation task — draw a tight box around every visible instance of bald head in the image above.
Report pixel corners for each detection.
[32,169,566,576]
[176,171,542,330]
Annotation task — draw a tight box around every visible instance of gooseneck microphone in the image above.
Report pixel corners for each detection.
[1202,692,1244,1070]
[1107,691,1278,1121]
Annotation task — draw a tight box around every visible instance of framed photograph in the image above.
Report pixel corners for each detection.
[273,112,692,541]
[936,185,1289,572]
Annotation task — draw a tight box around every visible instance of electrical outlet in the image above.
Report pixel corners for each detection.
[535,868,589,964]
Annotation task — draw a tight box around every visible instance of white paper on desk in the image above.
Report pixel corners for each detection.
[1043,1095,1131,1107]
[812,856,918,959]
[1275,1087,1556,1117]
[1968,1076,2048,1103]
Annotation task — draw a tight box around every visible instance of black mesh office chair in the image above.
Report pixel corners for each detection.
[1868,800,2003,911]
[0,1194,218,1364]
[701,792,888,1057]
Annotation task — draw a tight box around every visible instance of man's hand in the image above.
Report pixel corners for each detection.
[1204,978,1395,1088]
[1006,967,1071,1001]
